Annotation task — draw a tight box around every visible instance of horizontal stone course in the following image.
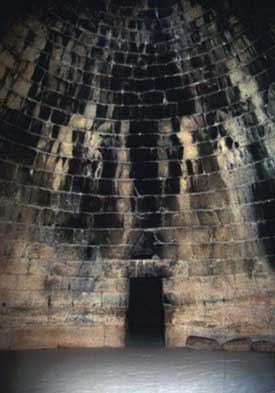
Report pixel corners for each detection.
[0,0,275,349]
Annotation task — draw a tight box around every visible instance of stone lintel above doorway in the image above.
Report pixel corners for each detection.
[127,259,174,278]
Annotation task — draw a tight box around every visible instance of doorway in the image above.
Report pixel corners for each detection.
[127,278,165,347]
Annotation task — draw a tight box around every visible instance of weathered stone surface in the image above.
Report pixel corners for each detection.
[104,325,125,348]
[222,338,252,352]
[11,328,59,350]
[186,336,221,351]
[165,324,189,348]
[0,0,275,349]
[8,326,105,350]
[251,341,275,353]
[57,326,105,348]
[0,329,13,350]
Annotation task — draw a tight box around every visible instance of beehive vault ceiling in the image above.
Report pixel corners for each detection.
[1,0,275,349]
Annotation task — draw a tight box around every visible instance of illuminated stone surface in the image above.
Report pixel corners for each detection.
[0,0,275,348]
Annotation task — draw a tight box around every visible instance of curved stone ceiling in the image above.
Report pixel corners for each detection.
[0,0,275,349]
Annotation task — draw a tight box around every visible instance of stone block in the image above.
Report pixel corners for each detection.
[165,324,189,347]
[96,278,128,291]
[11,327,58,350]
[0,329,13,350]
[0,258,29,275]
[186,336,221,351]
[251,340,275,353]
[27,244,56,260]
[103,293,127,307]
[0,275,45,291]
[70,278,95,292]
[57,325,104,348]
[104,325,125,347]
[12,78,31,96]
[72,292,102,308]
[222,338,252,352]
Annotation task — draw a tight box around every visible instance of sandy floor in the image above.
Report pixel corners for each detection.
[0,348,275,393]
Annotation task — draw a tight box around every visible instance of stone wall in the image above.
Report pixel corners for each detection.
[1,0,275,349]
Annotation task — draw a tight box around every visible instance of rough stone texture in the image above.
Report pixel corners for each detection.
[251,340,275,353]
[104,325,125,348]
[222,338,252,352]
[0,0,275,349]
[186,336,220,351]
[1,325,106,350]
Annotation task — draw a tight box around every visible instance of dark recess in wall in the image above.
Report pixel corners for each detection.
[127,278,165,346]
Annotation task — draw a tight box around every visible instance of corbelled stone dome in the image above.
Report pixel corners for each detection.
[0,0,275,349]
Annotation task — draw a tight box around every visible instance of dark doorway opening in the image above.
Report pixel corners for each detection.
[127,278,165,347]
